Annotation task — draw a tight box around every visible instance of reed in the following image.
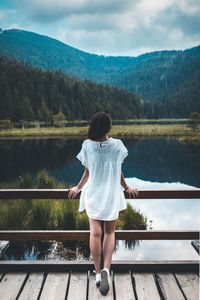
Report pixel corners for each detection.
[0,171,147,231]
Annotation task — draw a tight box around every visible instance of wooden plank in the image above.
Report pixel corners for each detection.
[0,260,198,272]
[18,273,44,300]
[132,272,160,300]
[88,271,114,300]
[156,272,185,300]
[40,273,69,300]
[125,189,200,199]
[0,273,4,281]
[0,230,199,241]
[175,272,199,300]
[114,272,135,300]
[0,241,9,258]
[0,189,199,199]
[191,240,200,254]
[67,272,87,300]
[0,272,27,300]
[0,189,76,199]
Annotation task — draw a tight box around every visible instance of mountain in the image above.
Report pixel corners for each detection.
[0,29,138,82]
[0,55,151,122]
[116,47,200,105]
[0,29,199,117]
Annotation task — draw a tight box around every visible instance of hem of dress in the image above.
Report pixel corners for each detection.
[88,215,118,221]
[78,207,127,221]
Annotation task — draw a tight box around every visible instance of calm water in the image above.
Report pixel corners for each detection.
[0,137,200,187]
[0,137,200,261]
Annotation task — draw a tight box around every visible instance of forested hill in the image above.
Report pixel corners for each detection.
[0,29,199,118]
[0,55,151,122]
[0,29,136,81]
[0,29,199,113]
[116,46,200,105]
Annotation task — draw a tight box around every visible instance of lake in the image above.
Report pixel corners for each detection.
[0,137,199,261]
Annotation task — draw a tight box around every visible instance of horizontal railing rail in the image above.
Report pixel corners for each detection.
[0,230,198,241]
[0,189,199,242]
[0,189,199,272]
[0,239,199,272]
[0,260,198,272]
[0,189,200,199]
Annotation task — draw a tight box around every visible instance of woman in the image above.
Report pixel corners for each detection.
[68,111,138,296]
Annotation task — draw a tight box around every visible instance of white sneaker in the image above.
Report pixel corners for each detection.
[100,268,110,295]
[95,272,101,288]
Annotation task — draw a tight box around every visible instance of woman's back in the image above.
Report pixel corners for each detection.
[76,137,128,220]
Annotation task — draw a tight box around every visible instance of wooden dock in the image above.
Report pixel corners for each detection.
[0,268,199,300]
[0,189,199,299]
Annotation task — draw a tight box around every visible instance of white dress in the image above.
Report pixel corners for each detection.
[76,137,128,220]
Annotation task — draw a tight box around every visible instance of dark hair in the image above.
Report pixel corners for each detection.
[88,111,112,140]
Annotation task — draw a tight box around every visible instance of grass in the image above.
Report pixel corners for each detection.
[0,126,87,138]
[0,198,147,231]
[0,124,199,142]
[111,124,196,137]
[0,171,148,231]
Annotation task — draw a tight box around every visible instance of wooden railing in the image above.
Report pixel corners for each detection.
[0,189,199,199]
[0,189,199,272]
[0,189,199,241]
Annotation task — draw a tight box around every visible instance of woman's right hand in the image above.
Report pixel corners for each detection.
[68,186,82,199]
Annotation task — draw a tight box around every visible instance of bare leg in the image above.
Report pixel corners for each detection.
[102,220,116,270]
[89,218,102,273]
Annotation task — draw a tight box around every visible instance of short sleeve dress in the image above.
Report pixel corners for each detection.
[76,137,128,221]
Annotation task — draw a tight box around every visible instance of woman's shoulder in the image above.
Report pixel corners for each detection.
[111,137,122,143]
[110,137,124,146]
[80,139,89,149]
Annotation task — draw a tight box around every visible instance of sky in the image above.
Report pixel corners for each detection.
[0,0,200,56]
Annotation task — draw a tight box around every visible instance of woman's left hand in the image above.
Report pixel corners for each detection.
[68,186,82,199]
[125,186,139,199]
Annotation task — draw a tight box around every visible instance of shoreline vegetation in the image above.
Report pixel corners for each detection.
[0,123,199,143]
[0,170,147,232]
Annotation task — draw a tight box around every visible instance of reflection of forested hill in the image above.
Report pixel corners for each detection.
[123,138,200,187]
[0,138,199,188]
[0,29,200,117]
[0,138,83,184]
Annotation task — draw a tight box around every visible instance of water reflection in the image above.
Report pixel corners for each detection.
[0,137,199,261]
[0,137,200,187]
[1,179,199,261]
[124,138,200,187]
[0,138,83,185]
[126,178,200,230]
[2,240,90,261]
[112,178,200,261]
[113,240,199,261]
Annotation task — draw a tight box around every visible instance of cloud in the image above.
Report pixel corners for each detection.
[112,175,200,260]
[65,12,138,33]
[12,0,132,22]
[113,240,199,260]
[177,0,200,16]
[125,177,199,230]
[0,8,16,21]
[0,8,23,31]
[56,28,117,55]
[134,0,175,27]
[2,0,200,55]
[0,10,6,21]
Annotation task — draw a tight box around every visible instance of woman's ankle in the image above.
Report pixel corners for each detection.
[102,267,110,273]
